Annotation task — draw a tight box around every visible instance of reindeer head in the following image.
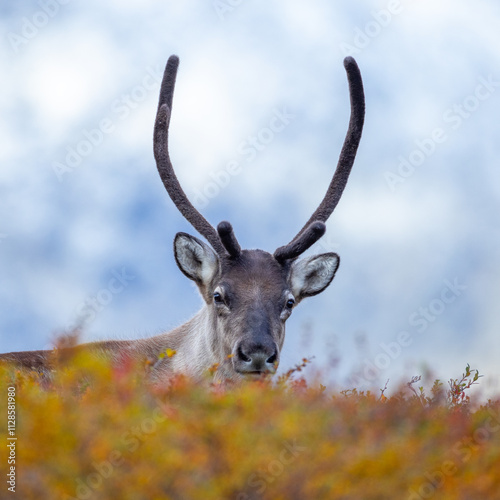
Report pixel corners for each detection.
[153,55,365,378]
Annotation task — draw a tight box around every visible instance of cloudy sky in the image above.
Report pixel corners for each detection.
[1,1,499,393]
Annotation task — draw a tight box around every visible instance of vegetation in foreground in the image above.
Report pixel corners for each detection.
[1,350,500,500]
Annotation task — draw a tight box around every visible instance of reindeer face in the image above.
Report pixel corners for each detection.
[174,233,339,377]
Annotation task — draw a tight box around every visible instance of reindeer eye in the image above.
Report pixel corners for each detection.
[213,292,224,304]
[286,298,295,309]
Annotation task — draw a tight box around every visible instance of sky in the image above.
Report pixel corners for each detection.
[1,0,500,393]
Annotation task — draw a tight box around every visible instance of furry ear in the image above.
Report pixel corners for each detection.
[174,233,219,285]
[290,253,340,301]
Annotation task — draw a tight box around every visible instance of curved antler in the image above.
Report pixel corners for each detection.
[153,55,227,256]
[274,56,365,262]
[274,221,326,263]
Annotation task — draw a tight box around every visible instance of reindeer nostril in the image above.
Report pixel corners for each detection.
[237,346,251,363]
[266,352,277,364]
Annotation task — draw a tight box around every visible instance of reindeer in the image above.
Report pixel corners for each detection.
[0,55,365,382]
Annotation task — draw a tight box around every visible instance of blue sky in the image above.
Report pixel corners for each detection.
[1,1,500,392]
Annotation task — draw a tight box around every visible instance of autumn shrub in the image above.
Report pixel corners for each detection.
[1,351,500,500]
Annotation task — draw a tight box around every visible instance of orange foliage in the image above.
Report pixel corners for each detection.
[1,354,500,500]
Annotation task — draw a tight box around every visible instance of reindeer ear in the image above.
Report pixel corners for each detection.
[174,233,219,285]
[290,253,340,301]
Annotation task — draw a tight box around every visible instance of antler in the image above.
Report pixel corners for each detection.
[274,221,326,263]
[154,55,241,258]
[154,55,363,262]
[274,56,365,262]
